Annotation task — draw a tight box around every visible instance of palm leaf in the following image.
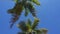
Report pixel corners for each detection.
[32,17,39,29]
[24,7,29,16]
[7,9,15,14]
[8,2,23,28]
[40,28,48,34]
[17,20,32,32]
[13,0,20,3]
[17,21,28,32]
[8,0,40,28]
[26,23,32,32]
[34,30,42,34]
[13,0,18,3]
[25,19,33,32]
[26,2,37,17]
[27,19,32,26]
[18,32,26,34]
[29,0,40,5]
[32,0,40,5]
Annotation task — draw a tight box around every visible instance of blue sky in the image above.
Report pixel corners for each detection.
[0,0,60,34]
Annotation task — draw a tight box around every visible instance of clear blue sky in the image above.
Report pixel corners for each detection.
[0,0,60,34]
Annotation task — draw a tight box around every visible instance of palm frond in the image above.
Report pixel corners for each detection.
[7,9,15,14]
[17,21,27,32]
[32,17,39,29]
[27,19,32,26]
[13,0,21,3]
[8,2,23,28]
[26,23,32,32]
[29,0,40,5]
[40,28,48,34]
[18,32,26,34]
[26,2,37,17]
[34,30,42,34]
[25,19,32,32]
[17,21,32,32]
[10,14,19,28]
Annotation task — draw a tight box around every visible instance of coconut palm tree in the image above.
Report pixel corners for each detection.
[7,0,48,34]
[17,18,48,34]
[7,0,40,28]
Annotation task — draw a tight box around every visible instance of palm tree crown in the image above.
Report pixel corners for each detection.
[17,18,47,34]
[7,0,48,34]
[7,0,40,28]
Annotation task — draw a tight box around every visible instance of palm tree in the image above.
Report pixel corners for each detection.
[7,0,40,28]
[7,0,48,34]
[17,18,48,34]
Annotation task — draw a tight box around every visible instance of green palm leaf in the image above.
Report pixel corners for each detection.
[32,0,40,5]
[34,30,42,34]
[18,32,26,34]
[17,20,32,32]
[26,23,32,32]
[32,17,39,29]
[8,0,40,28]
[26,2,37,17]
[29,0,40,5]
[24,8,29,16]
[8,2,23,28]
[27,19,32,26]
[17,21,28,32]
[40,28,48,34]
[13,0,19,3]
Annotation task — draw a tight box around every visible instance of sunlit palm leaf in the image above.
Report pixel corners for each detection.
[34,30,42,34]
[26,19,33,32]
[24,8,29,16]
[32,17,39,29]
[13,0,18,3]
[32,0,40,5]
[26,23,32,32]
[40,28,48,34]
[29,0,40,5]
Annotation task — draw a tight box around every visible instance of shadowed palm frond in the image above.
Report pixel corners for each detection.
[18,32,25,34]
[24,7,29,16]
[27,19,32,26]
[10,14,19,28]
[28,3,36,17]
[17,21,32,32]
[8,2,23,28]
[13,0,40,17]
[8,0,40,28]
[25,2,37,17]
[17,21,27,32]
